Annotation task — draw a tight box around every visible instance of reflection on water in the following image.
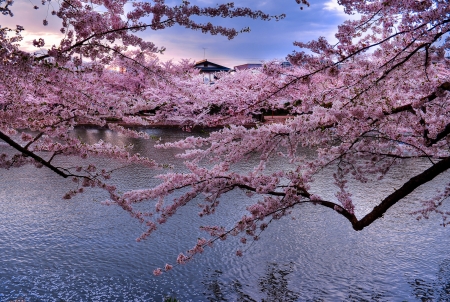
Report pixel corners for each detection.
[0,128,450,301]
[258,262,299,302]
[410,259,450,301]
[202,262,299,302]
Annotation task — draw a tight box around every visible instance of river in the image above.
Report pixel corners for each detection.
[1,128,449,301]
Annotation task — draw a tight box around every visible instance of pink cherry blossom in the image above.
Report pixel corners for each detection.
[0,0,449,274]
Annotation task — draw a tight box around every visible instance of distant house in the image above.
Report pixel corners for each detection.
[281,61,292,68]
[234,62,292,71]
[194,59,231,83]
[234,63,262,71]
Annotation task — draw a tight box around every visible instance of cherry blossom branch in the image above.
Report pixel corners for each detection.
[24,132,44,149]
[239,157,450,231]
[354,156,450,230]
[36,22,169,61]
[0,130,69,177]
[377,36,443,84]
[428,124,450,146]
[0,0,12,16]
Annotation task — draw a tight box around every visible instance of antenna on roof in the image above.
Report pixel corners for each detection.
[202,47,207,59]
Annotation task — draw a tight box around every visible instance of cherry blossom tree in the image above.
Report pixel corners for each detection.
[1,0,450,275]
[0,0,281,193]
[127,0,450,273]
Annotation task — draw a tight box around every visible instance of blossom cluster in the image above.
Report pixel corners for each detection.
[0,0,449,275]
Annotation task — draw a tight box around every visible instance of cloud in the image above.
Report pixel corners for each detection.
[20,31,64,53]
[0,0,353,67]
[323,0,360,20]
[323,0,345,14]
[1,0,63,52]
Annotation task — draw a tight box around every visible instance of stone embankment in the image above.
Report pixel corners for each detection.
[76,115,293,129]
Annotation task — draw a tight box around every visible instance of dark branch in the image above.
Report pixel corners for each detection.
[354,156,450,230]
[427,123,450,146]
[0,130,69,178]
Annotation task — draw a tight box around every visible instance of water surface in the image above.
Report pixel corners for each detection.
[1,128,449,301]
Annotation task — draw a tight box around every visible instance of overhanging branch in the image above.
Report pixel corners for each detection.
[354,156,450,230]
[0,130,69,178]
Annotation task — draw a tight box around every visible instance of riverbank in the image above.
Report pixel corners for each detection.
[76,115,294,129]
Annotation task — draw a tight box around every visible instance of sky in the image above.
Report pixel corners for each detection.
[0,0,352,68]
